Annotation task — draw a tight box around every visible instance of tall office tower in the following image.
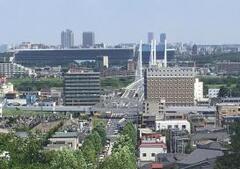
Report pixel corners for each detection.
[144,67,195,106]
[82,32,95,48]
[61,29,74,48]
[64,70,100,106]
[147,32,154,44]
[192,44,198,55]
[160,33,166,44]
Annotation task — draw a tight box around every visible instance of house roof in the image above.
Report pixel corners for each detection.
[191,131,229,142]
[151,163,163,169]
[52,132,80,138]
[178,149,223,165]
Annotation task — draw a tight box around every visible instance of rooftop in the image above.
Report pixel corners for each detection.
[51,132,80,138]
[178,148,223,165]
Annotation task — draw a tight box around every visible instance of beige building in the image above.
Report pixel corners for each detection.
[216,103,240,126]
[144,67,195,106]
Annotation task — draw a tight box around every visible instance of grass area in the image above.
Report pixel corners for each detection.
[101,77,135,89]
[9,77,63,91]
[3,108,51,117]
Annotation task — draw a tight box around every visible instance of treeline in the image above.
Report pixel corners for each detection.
[0,123,106,169]
[9,77,63,91]
[201,76,240,97]
[192,52,240,64]
[200,76,240,85]
[99,122,137,169]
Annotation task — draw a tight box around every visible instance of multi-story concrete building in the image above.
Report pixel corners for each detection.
[208,88,220,98]
[64,70,100,106]
[194,78,203,102]
[0,62,34,78]
[155,120,191,133]
[61,29,74,49]
[139,133,167,162]
[216,61,240,75]
[144,67,195,106]
[216,103,240,126]
[82,32,95,48]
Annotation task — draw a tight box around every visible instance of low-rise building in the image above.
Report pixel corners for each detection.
[208,88,220,98]
[48,132,81,150]
[155,120,191,133]
[139,133,167,162]
[216,103,240,126]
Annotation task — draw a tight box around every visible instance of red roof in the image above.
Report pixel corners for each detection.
[151,163,163,169]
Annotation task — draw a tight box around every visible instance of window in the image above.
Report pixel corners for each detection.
[151,153,155,157]
[182,125,186,129]
[142,153,146,157]
[174,125,179,129]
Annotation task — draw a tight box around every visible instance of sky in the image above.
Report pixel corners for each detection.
[0,0,240,45]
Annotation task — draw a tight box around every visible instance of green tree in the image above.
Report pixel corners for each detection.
[50,149,86,169]
[81,138,96,165]
[99,146,136,169]
[74,150,87,169]
[215,122,240,169]
[218,86,230,98]
[92,125,107,146]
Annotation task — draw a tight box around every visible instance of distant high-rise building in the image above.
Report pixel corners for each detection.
[61,29,74,48]
[192,44,198,55]
[160,33,166,44]
[82,32,95,48]
[147,32,154,44]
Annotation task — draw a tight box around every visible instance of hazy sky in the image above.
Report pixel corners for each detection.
[0,0,240,45]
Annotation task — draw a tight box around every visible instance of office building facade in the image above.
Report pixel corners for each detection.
[14,48,134,67]
[160,33,166,44]
[64,71,100,106]
[144,67,195,106]
[82,32,95,48]
[61,29,74,48]
[147,32,154,44]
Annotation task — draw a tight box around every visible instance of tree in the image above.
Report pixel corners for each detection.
[92,125,106,146]
[50,149,85,169]
[81,138,96,165]
[218,86,230,98]
[85,131,102,154]
[215,122,240,169]
[121,122,137,146]
[112,135,135,155]
[74,150,87,169]
[99,146,136,169]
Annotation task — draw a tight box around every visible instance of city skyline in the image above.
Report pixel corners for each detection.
[1,0,240,45]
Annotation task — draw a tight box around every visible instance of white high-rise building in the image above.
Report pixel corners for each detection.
[61,29,74,48]
[103,56,109,68]
[194,78,203,102]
